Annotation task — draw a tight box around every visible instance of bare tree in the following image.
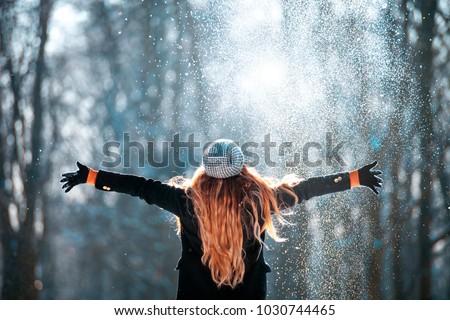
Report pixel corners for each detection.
[0,0,54,299]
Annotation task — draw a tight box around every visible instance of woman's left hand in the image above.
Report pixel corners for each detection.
[358,161,383,195]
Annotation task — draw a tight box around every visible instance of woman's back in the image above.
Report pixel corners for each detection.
[173,164,293,299]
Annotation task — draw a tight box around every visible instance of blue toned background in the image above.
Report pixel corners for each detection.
[0,0,448,299]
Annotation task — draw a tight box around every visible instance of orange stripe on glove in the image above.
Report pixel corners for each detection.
[86,169,98,185]
[350,169,360,188]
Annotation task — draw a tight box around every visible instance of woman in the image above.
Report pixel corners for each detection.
[61,139,382,299]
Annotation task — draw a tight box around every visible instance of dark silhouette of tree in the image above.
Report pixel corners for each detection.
[0,0,54,299]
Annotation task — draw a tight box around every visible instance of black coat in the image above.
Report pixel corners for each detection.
[94,170,351,299]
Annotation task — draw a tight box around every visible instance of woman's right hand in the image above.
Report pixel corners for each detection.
[358,161,383,195]
[60,161,89,193]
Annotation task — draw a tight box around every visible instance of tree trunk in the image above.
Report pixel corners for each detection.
[416,0,437,300]
[0,0,52,299]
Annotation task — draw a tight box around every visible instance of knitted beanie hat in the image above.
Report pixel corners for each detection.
[202,139,244,178]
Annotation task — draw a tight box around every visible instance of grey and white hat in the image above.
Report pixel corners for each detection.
[202,139,245,178]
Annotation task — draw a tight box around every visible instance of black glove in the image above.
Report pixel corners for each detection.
[60,161,89,193]
[358,161,383,195]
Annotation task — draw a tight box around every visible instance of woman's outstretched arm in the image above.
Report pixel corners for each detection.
[60,162,186,216]
[277,161,383,207]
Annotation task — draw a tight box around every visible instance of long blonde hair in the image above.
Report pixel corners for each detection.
[171,165,299,288]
